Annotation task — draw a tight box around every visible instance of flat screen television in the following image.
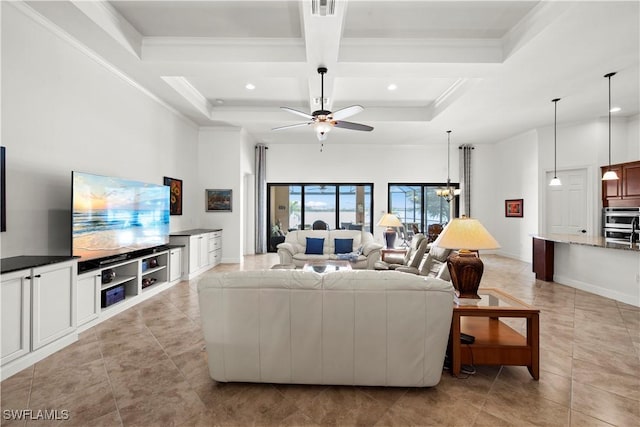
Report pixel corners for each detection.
[72,171,170,265]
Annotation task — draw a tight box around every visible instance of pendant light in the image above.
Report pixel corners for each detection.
[436,130,461,202]
[602,72,619,181]
[549,98,562,186]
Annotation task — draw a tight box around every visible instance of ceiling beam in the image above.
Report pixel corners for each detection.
[300,0,348,111]
[142,37,306,62]
[70,0,142,58]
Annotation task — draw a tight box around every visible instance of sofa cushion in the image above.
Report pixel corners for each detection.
[334,238,353,254]
[305,237,325,255]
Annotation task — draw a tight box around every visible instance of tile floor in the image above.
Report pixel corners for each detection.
[1,254,638,426]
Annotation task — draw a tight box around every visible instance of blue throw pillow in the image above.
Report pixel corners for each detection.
[305,237,325,255]
[334,238,354,254]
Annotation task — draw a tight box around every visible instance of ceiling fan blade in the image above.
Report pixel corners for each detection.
[272,122,314,131]
[280,107,314,120]
[331,105,364,120]
[334,120,374,132]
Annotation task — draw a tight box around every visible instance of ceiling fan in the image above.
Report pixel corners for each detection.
[272,67,374,141]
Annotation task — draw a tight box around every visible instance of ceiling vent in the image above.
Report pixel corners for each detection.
[312,0,335,16]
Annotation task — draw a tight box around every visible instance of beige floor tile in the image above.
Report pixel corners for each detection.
[2,253,639,427]
[572,358,640,401]
[496,366,571,407]
[572,380,640,426]
[29,359,109,408]
[569,410,617,427]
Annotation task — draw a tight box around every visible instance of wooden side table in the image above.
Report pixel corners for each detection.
[449,288,540,380]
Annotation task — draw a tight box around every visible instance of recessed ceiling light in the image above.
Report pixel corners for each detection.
[387,83,398,91]
[215,99,224,104]
[610,106,621,113]
[245,83,256,90]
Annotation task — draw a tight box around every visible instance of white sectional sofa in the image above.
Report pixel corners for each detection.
[276,229,383,269]
[198,269,455,387]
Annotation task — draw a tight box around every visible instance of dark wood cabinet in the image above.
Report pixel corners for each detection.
[602,160,640,207]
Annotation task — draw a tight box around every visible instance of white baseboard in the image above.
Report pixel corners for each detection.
[554,274,639,307]
[1,333,78,381]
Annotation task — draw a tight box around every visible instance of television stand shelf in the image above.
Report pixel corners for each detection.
[77,248,176,326]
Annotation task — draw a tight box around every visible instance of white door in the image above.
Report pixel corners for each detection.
[546,168,589,235]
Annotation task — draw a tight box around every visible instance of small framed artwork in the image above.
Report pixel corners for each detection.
[505,199,524,218]
[206,189,232,212]
[163,176,183,215]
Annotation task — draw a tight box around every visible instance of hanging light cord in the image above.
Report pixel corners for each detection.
[553,98,560,177]
[604,72,616,169]
[446,130,451,188]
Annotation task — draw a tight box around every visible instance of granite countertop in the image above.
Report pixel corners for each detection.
[1,255,78,274]
[170,228,222,236]
[532,234,639,251]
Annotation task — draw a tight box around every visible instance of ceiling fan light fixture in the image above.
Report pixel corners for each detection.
[312,0,335,16]
[315,121,332,140]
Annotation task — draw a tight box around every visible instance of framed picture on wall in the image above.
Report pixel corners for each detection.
[163,176,183,215]
[505,199,524,218]
[206,189,232,212]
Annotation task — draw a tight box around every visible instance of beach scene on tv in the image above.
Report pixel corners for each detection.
[72,173,170,261]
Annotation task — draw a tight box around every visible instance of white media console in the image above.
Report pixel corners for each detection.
[1,229,223,380]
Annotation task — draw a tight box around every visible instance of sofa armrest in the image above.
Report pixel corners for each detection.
[277,242,300,265]
[361,242,383,256]
[396,266,419,275]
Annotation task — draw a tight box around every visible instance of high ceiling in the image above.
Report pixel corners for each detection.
[23,0,640,146]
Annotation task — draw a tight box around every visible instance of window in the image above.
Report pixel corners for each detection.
[388,183,459,238]
[267,183,374,252]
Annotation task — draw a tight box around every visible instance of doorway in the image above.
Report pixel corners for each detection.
[545,168,591,235]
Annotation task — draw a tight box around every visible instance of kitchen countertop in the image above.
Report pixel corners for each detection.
[532,234,639,251]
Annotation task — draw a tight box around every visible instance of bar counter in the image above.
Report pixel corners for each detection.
[532,234,639,307]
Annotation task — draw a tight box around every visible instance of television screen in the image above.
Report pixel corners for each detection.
[72,172,170,262]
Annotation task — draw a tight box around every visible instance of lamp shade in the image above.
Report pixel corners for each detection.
[377,213,403,228]
[434,217,500,250]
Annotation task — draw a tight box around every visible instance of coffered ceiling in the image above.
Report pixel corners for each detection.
[22,0,640,146]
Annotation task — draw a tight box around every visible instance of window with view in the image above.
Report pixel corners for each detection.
[388,183,459,241]
[267,183,374,252]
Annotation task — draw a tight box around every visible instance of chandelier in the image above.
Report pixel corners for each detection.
[436,130,461,203]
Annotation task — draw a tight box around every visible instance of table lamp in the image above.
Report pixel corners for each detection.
[377,213,403,248]
[434,216,500,299]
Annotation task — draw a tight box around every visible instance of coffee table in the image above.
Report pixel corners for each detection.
[302,260,352,273]
[449,288,540,380]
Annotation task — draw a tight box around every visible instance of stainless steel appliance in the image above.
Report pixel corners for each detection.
[602,207,640,247]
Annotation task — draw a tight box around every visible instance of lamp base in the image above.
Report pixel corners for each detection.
[383,228,397,249]
[447,250,484,299]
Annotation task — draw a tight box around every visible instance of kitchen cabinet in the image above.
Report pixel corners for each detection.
[602,160,640,207]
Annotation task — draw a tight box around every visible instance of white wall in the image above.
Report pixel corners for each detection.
[198,127,247,263]
[627,114,640,160]
[1,4,200,258]
[265,141,457,244]
[472,131,539,262]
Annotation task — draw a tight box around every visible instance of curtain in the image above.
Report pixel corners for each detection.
[255,144,268,253]
[459,144,474,217]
